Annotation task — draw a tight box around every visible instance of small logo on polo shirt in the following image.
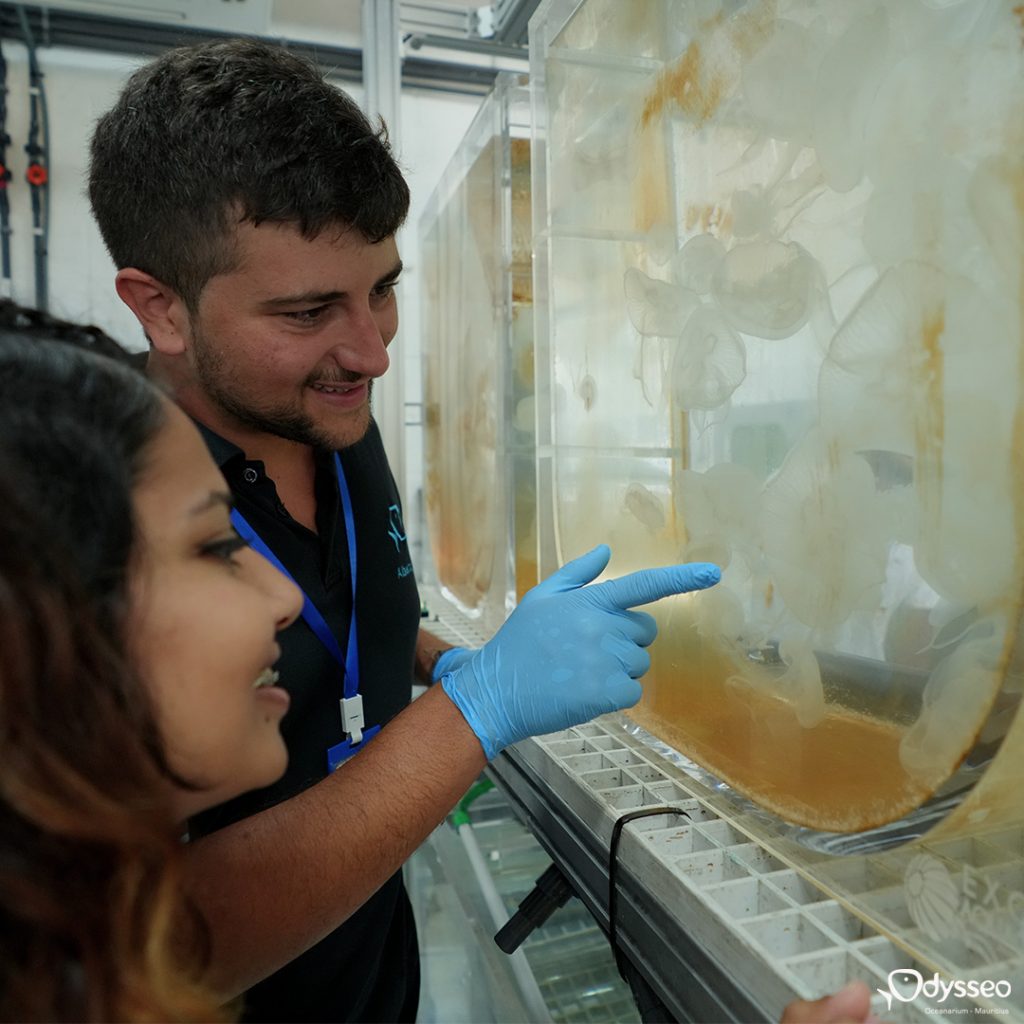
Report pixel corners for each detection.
[387,504,406,551]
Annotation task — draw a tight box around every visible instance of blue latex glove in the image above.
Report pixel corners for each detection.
[432,646,475,683]
[440,545,720,759]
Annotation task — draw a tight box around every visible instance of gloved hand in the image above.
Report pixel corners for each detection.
[432,646,475,683]
[440,544,720,759]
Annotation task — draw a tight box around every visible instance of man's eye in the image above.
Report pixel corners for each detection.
[373,280,398,300]
[200,534,250,567]
[284,305,329,324]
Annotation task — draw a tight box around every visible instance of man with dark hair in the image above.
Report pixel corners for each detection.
[88,38,720,1022]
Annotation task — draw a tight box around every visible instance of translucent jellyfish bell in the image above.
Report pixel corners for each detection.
[731,188,774,239]
[624,267,699,336]
[777,638,827,729]
[672,233,726,294]
[811,7,890,193]
[899,619,1004,789]
[817,261,947,448]
[694,583,747,643]
[762,436,889,631]
[624,482,666,533]
[678,462,762,568]
[740,18,819,144]
[642,222,679,266]
[711,240,817,340]
[671,306,747,411]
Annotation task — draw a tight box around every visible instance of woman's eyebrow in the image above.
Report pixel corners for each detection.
[189,490,235,517]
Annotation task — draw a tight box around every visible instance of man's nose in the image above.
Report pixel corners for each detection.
[333,308,391,378]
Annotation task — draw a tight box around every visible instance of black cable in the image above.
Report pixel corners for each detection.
[16,3,46,311]
[609,806,690,980]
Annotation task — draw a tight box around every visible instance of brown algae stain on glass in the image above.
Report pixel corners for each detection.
[510,137,532,274]
[638,1,776,131]
[633,121,672,233]
[921,306,946,449]
[640,41,727,131]
[728,0,778,61]
[684,203,732,235]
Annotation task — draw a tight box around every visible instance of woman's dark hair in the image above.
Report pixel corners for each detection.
[0,336,161,639]
[0,299,132,362]
[89,38,411,311]
[0,337,224,1021]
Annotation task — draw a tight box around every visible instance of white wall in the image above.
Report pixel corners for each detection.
[0,44,147,343]
[0,39,482,560]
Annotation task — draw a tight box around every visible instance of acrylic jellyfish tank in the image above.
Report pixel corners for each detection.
[530,0,1024,846]
[421,74,535,622]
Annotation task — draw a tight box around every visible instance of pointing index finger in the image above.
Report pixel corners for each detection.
[585,563,721,610]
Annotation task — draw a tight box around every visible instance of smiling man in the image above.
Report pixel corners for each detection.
[87,40,446,1022]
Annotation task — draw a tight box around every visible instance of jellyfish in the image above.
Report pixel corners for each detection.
[672,233,726,294]
[693,583,747,643]
[968,156,1024,289]
[899,619,1004,787]
[711,240,817,340]
[575,374,597,411]
[624,267,699,336]
[861,42,959,188]
[863,156,977,277]
[678,463,761,568]
[810,7,890,193]
[730,188,774,240]
[671,306,747,410]
[912,391,1018,609]
[740,18,819,144]
[817,262,947,448]
[642,222,678,266]
[624,482,666,533]
[776,636,826,729]
[514,395,535,434]
[761,435,889,632]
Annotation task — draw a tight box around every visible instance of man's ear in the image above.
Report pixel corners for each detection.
[115,268,191,356]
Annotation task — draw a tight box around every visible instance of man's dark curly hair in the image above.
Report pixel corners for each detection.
[88,38,410,311]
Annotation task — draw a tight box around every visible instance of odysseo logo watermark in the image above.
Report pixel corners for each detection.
[877,968,1011,1015]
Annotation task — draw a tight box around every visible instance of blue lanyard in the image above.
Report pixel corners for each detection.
[230,453,360,699]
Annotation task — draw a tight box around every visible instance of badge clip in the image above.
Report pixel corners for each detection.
[327,724,380,772]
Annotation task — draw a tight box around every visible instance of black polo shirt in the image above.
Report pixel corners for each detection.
[188,418,422,1023]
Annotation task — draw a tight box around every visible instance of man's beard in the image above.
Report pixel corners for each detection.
[191,326,373,451]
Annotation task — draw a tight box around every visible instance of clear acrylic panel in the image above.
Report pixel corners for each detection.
[531,0,1024,846]
[421,74,536,622]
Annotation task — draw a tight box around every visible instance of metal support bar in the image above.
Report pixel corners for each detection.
[490,0,544,45]
[400,1,475,35]
[405,32,527,61]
